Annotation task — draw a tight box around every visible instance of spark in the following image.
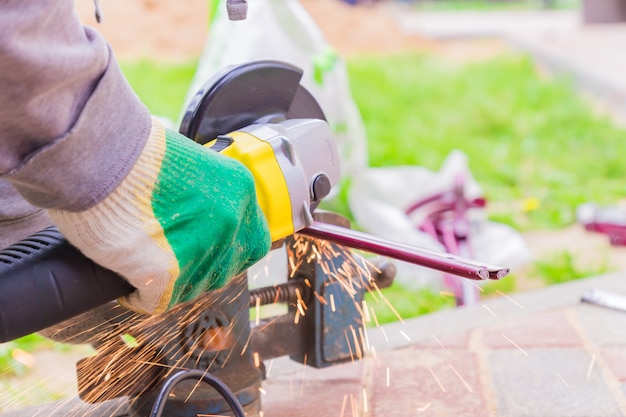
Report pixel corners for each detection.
[333,272,358,296]
[344,330,355,362]
[449,363,473,393]
[295,287,308,311]
[350,325,363,359]
[255,296,261,326]
[369,345,378,361]
[294,309,301,324]
[382,296,404,323]
[250,270,260,286]
[502,334,528,356]
[362,388,368,412]
[482,304,496,317]
[359,326,370,352]
[273,286,282,304]
[10,348,35,368]
[439,291,455,298]
[259,387,266,395]
[340,394,348,417]
[556,372,570,388]
[417,402,432,412]
[587,354,596,379]
[362,300,371,322]
[240,329,252,355]
[296,299,306,316]
[330,294,336,312]
[253,352,260,368]
[400,330,411,342]
[380,326,389,343]
[300,354,307,398]
[432,334,449,354]
[428,367,446,392]
[313,291,328,305]
[288,256,296,275]
[497,290,525,309]
[466,280,485,292]
[370,306,380,327]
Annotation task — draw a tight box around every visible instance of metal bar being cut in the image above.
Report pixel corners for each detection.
[299,221,509,281]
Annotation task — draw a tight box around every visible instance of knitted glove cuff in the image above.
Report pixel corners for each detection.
[48,119,178,314]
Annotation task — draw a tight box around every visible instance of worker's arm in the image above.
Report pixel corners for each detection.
[0,0,271,314]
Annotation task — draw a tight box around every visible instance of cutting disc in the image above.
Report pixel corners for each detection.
[180,60,326,144]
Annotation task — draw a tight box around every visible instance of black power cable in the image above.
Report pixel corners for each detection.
[149,369,246,417]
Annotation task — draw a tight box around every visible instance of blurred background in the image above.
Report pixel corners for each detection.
[3,0,626,410]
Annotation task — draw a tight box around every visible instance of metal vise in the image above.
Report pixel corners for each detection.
[74,213,395,417]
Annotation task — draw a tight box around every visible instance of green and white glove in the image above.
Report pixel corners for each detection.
[48,119,271,315]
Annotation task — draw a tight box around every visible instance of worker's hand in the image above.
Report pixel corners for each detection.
[47,119,271,315]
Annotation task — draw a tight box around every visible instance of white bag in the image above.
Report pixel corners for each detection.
[184,0,368,179]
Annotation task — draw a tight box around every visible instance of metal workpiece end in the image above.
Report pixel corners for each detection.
[476,266,509,280]
[300,222,510,282]
[495,268,510,280]
[477,268,490,280]
[226,0,248,20]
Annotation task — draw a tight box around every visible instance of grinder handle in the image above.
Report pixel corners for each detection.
[0,227,134,343]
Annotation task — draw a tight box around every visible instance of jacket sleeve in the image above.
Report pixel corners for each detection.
[0,0,152,211]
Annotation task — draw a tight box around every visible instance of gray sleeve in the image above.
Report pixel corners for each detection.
[0,0,152,211]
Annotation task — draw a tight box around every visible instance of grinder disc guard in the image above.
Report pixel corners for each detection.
[180,60,326,144]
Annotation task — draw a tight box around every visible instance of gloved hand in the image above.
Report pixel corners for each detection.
[47,119,271,315]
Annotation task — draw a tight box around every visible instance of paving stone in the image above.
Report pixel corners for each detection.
[576,305,626,346]
[261,359,365,416]
[411,330,471,350]
[489,348,622,417]
[483,310,582,349]
[598,346,626,382]
[369,348,488,417]
[261,376,363,417]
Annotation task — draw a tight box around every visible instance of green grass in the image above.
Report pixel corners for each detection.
[0,334,55,376]
[118,55,626,234]
[530,250,609,285]
[412,0,579,11]
[347,53,626,231]
[119,60,198,123]
[115,49,626,234]
[0,51,616,383]
[365,283,455,325]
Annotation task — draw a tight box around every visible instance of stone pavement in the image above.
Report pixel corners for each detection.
[5,271,626,416]
[260,272,626,416]
[257,9,626,416]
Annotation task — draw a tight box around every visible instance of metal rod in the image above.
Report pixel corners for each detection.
[299,222,509,281]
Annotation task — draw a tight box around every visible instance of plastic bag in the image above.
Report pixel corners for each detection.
[184,0,368,179]
[349,150,532,303]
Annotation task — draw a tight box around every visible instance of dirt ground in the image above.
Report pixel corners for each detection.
[75,0,508,61]
[73,0,626,283]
